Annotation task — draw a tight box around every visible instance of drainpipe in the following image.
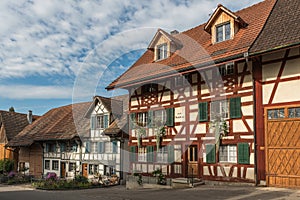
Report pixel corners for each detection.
[245,52,258,186]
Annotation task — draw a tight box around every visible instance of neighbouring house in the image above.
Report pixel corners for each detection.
[7,96,129,183]
[81,95,129,183]
[106,0,280,186]
[0,110,36,171]
[249,0,300,188]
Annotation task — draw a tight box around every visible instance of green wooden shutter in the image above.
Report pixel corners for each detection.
[198,102,208,122]
[103,115,109,128]
[147,146,154,162]
[91,116,95,130]
[112,141,118,153]
[147,111,153,128]
[238,143,250,164]
[130,113,136,129]
[85,141,90,153]
[166,108,174,127]
[230,97,242,118]
[130,146,137,162]
[206,144,216,163]
[168,145,175,163]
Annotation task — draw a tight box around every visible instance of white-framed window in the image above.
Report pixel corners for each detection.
[91,142,97,153]
[210,100,229,119]
[138,147,147,162]
[69,163,76,171]
[216,22,231,42]
[154,109,166,127]
[157,43,168,60]
[52,160,59,170]
[219,145,237,163]
[156,146,168,163]
[219,63,234,76]
[137,112,148,127]
[44,160,50,170]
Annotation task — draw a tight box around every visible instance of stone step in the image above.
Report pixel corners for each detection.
[172,178,205,188]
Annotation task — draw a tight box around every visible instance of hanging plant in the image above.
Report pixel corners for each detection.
[209,116,229,152]
[136,127,146,148]
[155,126,166,150]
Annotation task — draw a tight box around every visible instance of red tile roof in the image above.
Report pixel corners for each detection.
[107,0,276,90]
[250,0,300,54]
[7,102,92,147]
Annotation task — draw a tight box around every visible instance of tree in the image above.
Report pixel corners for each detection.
[8,107,15,112]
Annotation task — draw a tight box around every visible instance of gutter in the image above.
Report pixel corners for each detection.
[249,42,300,57]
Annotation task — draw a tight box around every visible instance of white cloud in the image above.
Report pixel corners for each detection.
[0,85,73,99]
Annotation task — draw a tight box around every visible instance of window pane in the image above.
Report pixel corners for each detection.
[268,108,285,119]
[216,25,223,42]
[225,23,231,40]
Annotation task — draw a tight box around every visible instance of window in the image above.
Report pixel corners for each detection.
[142,84,158,93]
[137,112,148,127]
[211,100,229,119]
[91,142,97,153]
[46,143,56,153]
[219,63,234,76]
[88,164,93,175]
[216,22,231,42]
[69,163,76,171]
[138,147,147,162]
[52,160,59,170]
[156,146,168,163]
[153,110,166,127]
[44,160,50,170]
[288,107,300,118]
[188,146,198,162]
[174,145,182,162]
[96,115,108,129]
[19,162,25,171]
[71,143,78,152]
[175,74,190,87]
[60,143,66,152]
[219,145,237,163]
[267,108,284,119]
[105,142,113,153]
[157,43,168,60]
[94,165,98,174]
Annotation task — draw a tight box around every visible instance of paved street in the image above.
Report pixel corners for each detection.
[0,184,299,200]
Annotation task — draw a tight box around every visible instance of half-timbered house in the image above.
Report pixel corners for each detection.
[249,0,300,188]
[106,0,277,184]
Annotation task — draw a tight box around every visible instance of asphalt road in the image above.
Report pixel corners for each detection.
[0,184,299,200]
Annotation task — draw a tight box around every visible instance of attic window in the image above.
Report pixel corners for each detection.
[156,43,168,60]
[216,22,231,42]
[219,62,234,76]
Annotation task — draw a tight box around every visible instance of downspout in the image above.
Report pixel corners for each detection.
[245,51,258,186]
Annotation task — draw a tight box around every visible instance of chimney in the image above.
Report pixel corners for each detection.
[170,30,179,35]
[27,110,32,124]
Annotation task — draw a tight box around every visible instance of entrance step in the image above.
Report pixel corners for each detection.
[172,178,205,189]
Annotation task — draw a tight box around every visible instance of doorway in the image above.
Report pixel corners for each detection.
[61,162,66,178]
[186,145,198,177]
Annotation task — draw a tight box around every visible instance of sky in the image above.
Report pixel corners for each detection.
[0,0,263,115]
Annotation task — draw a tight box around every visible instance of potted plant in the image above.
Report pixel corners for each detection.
[155,126,166,150]
[136,126,146,148]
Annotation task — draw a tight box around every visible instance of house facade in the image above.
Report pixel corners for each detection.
[106,0,283,185]
[249,0,300,188]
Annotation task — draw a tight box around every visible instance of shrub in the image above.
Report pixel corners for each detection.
[74,175,89,183]
[0,159,14,173]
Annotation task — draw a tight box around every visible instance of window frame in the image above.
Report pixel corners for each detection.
[137,112,148,127]
[156,146,168,163]
[44,160,50,170]
[210,99,229,120]
[69,162,76,171]
[219,145,237,163]
[156,43,168,60]
[216,22,231,43]
[52,160,59,170]
[138,147,147,162]
[219,63,234,76]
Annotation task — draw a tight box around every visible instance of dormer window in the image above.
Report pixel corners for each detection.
[216,22,231,42]
[219,62,234,76]
[157,43,168,60]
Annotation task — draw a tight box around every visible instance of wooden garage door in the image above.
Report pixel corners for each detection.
[265,107,300,188]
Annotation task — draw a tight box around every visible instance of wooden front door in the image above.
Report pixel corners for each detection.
[82,163,88,177]
[265,107,300,188]
[61,162,66,178]
[187,145,198,177]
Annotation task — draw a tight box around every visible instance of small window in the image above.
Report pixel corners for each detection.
[45,160,50,170]
[46,143,56,153]
[156,146,168,163]
[52,160,59,170]
[188,146,198,162]
[138,147,147,162]
[69,163,76,171]
[219,63,234,76]
[91,142,97,153]
[137,112,148,127]
[157,43,168,60]
[219,145,237,163]
[95,114,108,129]
[88,164,93,175]
[174,145,182,162]
[175,74,190,87]
[216,22,231,42]
[211,100,229,119]
[153,110,167,127]
[142,84,158,93]
[267,108,285,119]
[60,143,66,152]
[288,107,300,118]
[105,142,113,153]
[94,165,98,174]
